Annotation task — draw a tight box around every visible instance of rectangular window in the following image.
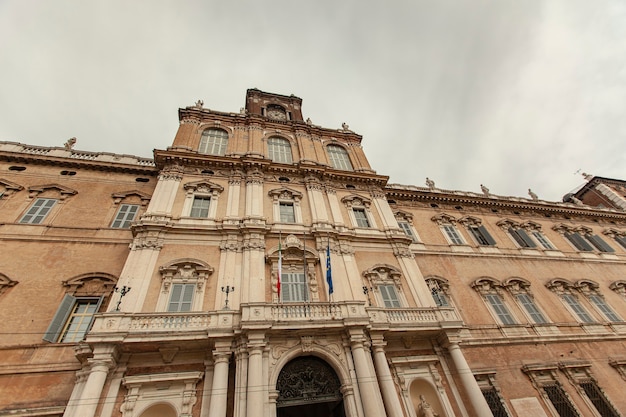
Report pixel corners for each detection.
[379,284,401,308]
[481,387,510,417]
[516,294,548,324]
[469,225,497,246]
[485,294,516,325]
[614,235,626,249]
[353,208,370,228]
[586,234,615,253]
[543,384,579,417]
[279,202,296,223]
[168,283,195,312]
[398,221,418,242]
[190,197,211,218]
[111,204,139,228]
[20,198,57,224]
[564,232,594,252]
[532,231,555,250]
[562,294,595,323]
[443,224,464,245]
[579,381,620,417]
[282,272,307,302]
[588,295,621,322]
[509,227,536,248]
[43,294,103,343]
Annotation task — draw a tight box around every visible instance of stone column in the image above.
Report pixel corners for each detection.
[246,334,265,417]
[199,360,214,417]
[234,344,249,417]
[208,344,231,417]
[349,329,386,417]
[371,335,404,417]
[448,342,494,417]
[69,345,117,417]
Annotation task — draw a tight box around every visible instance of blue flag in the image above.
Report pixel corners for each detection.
[326,242,333,295]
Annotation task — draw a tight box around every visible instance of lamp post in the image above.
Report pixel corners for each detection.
[114,286,131,311]
[362,286,373,306]
[221,286,235,310]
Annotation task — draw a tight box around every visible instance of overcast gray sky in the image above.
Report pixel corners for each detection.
[1,0,624,201]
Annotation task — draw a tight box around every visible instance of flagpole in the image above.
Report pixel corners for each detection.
[326,233,334,303]
[278,232,282,304]
[303,232,309,304]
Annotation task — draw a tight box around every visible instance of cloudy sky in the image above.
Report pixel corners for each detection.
[1,1,624,201]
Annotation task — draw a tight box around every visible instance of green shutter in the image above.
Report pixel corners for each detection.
[43,294,76,342]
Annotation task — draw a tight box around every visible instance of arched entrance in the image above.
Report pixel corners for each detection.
[276,356,345,417]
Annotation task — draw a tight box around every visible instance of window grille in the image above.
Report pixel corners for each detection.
[543,384,580,417]
[579,381,620,417]
[481,388,509,417]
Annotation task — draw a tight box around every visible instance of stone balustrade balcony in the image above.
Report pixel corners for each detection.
[87,302,463,344]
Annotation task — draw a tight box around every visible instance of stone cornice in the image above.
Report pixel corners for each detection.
[385,184,626,222]
[0,142,157,176]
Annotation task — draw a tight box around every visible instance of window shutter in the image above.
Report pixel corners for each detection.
[477,225,497,246]
[43,294,76,342]
[615,235,626,249]
[565,232,594,251]
[587,234,614,253]
[516,229,536,248]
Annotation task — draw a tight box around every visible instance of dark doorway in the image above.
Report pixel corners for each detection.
[276,356,345,417]
[277,399,345,417]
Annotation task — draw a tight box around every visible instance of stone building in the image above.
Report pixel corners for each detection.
[1,89,625,417]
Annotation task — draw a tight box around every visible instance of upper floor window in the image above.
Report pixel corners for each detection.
[426,276,451,307]
[268,234,320,303]
[182,180,224,221]
[20,198,57,224]
[0,178,24,200]
[432,214,466,245]
[475,373,511,417]
[546,279,596,323]
[111,204,139,228]
[43,273,117,343]
[363,264,405,308]
[603,228,626,251]
[554,225,615,253]
[558,363,621,417]
[199,128,228,156]
[575,279,622,322]
[353,208,370,228]
[395,211,420,243]
[327,145,353,171]
[269,187,303,224]
[268,137,293,163]
[460,217,496,246]
[503,277,548,324]
[472,277,517,325]
[190,196,211,218]
[157,260,213,312]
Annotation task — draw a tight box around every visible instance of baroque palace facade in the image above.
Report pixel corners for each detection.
[1,89,625,417]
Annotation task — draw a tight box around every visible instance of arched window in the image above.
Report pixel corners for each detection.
[327,145,352,171]
[268,137,293,163]
[199,128,228,156]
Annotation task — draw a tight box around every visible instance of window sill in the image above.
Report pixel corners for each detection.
[477,246,500,254]
[450,244,473,253]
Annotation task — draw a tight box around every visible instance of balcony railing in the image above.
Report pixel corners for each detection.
[88,302,462,341]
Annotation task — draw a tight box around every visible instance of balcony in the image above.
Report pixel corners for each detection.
[87,302,463,343]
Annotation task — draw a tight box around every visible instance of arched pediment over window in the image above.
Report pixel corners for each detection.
[430,213,457,225]
[159,259,214,291]
[362,264,402,286]
[266,235,319,264]
[62,272,118,297]
[575,279,600,294]
[471,276,503,294]
[502,276,532,292]
[545,278,575,294]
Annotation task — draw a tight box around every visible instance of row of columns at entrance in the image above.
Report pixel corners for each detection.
[66,337,493,417]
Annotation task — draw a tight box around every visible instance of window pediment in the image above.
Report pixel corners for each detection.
[393,210,413,222]
[502,277,531,293]
[431,213,457,225]
[62,273,118,297]
[574,279,599,294]
[159,259,214,290]
[546,278,575,294]
[458,216,482,226]
[266,235,318,265]
[471,277,503,294]
[183,180,224,195]
[496,219,519,228]
[362,264,402,285]
[341,194,371,208]
[268,187,302,201]
[0,178,24,198]
[111,190,151,205]
[610,281,626,296]
[28,183,77,200]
